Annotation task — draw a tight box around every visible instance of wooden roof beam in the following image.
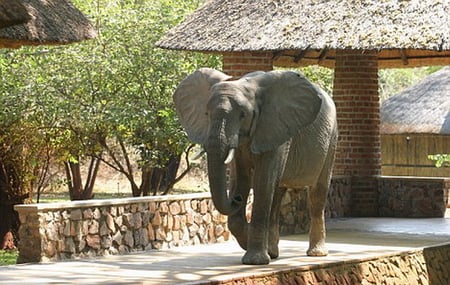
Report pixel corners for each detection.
[293,47,310,63]
[272,50,283,61]
[399,49,409,65]
[318,48,329,65]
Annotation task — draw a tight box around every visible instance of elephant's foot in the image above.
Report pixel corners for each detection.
[268,246,279,259]
[308,215,327,256]
[306,243,328,257]
[268,237,279,259]
[242,250,270,265]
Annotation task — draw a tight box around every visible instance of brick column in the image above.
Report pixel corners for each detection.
[222,51,273,78]
[333,49,380,216]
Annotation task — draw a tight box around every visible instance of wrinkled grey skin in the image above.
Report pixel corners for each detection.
[174,68,338,265]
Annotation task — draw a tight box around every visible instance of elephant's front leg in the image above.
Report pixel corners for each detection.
[227,150,251,250]
[242,144,288,265]
[268,187,286,259]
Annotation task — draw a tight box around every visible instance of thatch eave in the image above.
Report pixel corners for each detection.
[0,0,97,48]
[157,0,450,68]
[0,1,31,28]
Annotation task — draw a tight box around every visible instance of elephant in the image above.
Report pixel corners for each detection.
[173,68,338,265]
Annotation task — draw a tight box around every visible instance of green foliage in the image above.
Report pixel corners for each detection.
[277,66,334,95]
[0,250,17,266]
[379,66,441,101]
[299,66,334,95]
[428,154,450,168]
[280,66,440,100]
[0,0,221,197]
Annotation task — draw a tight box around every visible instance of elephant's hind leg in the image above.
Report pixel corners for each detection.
[306,150,335,257]
[306,182,328,257]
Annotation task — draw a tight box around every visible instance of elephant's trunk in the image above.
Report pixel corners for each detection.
[207,152,242,215]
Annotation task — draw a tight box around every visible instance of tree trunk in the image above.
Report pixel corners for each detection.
[0,160,27,249]
[81,157,101,199]
[65,157,101,201]
[141,166,153,196]
[131,181,141,197]
[140,154,182,196]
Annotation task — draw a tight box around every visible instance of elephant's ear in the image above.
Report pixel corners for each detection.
[173,68,231,145]
[251,71,323,154]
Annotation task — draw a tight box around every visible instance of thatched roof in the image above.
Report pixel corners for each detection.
[381,67,450,135]
[0,0,96,48]
[157,0,450,68]
[0,1,31,28]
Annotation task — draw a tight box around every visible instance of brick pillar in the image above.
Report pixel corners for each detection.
[333,49,380,216]
[222,51,273,78]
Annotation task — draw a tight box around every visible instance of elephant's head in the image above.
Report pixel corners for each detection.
[173,68,322,215]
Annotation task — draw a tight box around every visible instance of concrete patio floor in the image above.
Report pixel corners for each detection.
[0,217,449,284]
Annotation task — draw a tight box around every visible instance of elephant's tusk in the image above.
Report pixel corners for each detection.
[224,148,235,164]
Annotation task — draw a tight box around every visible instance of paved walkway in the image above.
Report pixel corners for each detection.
[0,218,449,284]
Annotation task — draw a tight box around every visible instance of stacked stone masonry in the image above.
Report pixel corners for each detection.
[15,193,229,263]
[279,176,352,235]
[213,243,450,285]
[378,176,450,217]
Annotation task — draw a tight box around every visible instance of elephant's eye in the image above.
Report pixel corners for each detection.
[239,111,246,119]
[205,112,209,116]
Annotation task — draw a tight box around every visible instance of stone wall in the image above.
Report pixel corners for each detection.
[215,243,450,285]
[16,175,448,263]
[378,176,450,217]
[15,193,229,263]
[327,176,352,218]
[15,177,352,263]
[277,176,450,220]
[279,176,352,235]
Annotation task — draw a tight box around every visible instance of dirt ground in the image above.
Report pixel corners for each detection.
[39,152,209,199]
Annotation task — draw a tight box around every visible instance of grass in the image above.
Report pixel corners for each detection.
[0,250,18,266]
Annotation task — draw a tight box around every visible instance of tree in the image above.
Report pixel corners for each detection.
[0,51,54,243]
[378,66,441,101]
[64,0,221,196]
[1,0,221,200]
[0,0,220,245]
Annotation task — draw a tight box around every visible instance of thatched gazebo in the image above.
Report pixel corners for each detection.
[381,66,450,177]
[157,0,450,216]
[0,0,97,48]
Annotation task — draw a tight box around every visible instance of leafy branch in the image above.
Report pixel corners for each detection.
[428,154,450,168]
